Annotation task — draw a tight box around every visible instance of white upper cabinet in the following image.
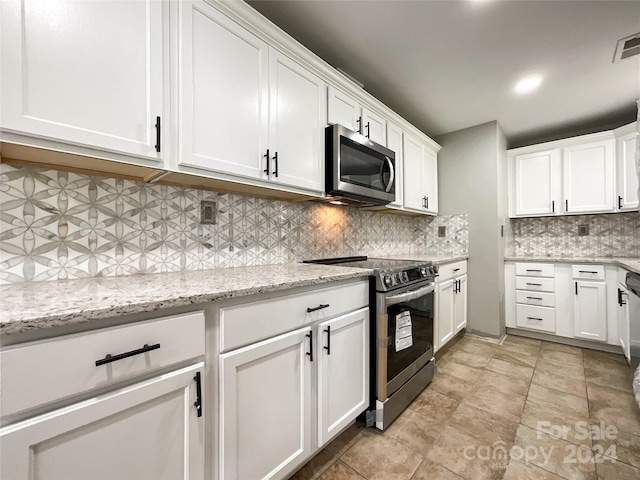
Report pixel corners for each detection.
[386,122,404,208]
[615,124,639,211]
[403,133,438,215]
[178,0,269,179]
[268,50,325,192]
[563,139,615,214]
[327,87,386,144]
[509,132,617,217]
[513,150,560,216]
[0,0,166,162]
[178,1,324,193]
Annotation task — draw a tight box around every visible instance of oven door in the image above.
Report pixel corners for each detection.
[377,283,435,401]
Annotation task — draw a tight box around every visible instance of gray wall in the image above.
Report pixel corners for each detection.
[436,121,507,338]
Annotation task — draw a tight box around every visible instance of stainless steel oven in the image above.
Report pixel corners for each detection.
[374,275,436,429]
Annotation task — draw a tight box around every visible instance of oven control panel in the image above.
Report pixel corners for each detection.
[380,265,438,291]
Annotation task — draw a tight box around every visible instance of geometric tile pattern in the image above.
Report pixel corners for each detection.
[0,164,431,283]
[508,212,640,258]
[423,213,469,256]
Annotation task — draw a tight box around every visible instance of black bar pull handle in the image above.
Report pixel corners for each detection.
[154,116,161,153]
[527,317,543,321]
[618,196,623,209]
[618,288,627,306]
[552,200,555,213]
[366,122,370,138]
[526,269,542,272]
[95,343,160,366]
[264,149,270,175]
[575,282,578,295]
[324,325,331,355]
[306,331,313,362]
[527,296,543,300]
[526,282,542,286]
[194,371,203,418]
[426,196,429,209]
[273,151,279,177]
[565,199,568,211]
[578,270,599,274]
[307,303,330,313]
[453,268,461,272]
[356,116,362,134]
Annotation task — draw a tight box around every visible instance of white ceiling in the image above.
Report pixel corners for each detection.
[248,0,640,147]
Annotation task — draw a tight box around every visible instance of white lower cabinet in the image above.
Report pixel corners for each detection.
[219,327,312,480]
[217,280,370,480]
[317,309,369,447]
[435,262,467,351]
[574,280,607,341]
[1,364,205,480]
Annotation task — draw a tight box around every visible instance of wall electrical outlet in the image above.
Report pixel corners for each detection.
[438,226,446,237]
[578,224,589,236]
[200,200,217,225]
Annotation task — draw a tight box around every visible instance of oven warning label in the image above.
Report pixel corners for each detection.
[395,310,413,352]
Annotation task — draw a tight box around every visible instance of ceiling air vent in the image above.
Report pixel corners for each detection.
[614,32,640,62]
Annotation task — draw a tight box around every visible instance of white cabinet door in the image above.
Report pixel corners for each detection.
[0,0,165,161]
[0,364,205,480]
[327,86,361,133]
[616,133,639,211]
[178,0,269,179]
[514,150,560,216]
[220,327,312,480]
[269,50,325,192]
[403,133,425,211]
[423,145,438,214]
[618,284,631,364]
[362,108,386,145]
[454,275,468,332]
[563,140,615,213]
[387,122,404,208]
[317,308,369,447]
[573,281,607,341]
[436,279,456,350]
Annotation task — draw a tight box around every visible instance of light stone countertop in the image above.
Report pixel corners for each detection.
[504,256,640,275]
[0,263,373,336]
[380,253,469,265]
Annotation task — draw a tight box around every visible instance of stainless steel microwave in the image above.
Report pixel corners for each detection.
[325,124,396,206]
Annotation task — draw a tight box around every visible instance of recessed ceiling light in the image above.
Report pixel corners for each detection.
[514,75,543,95]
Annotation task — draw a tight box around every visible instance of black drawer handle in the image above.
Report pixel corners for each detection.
[527,296,543,300]
[526,317,543,321]
[453,268,461,272]
[307,304,330,313]
[526,269,542,272]
[306,331,314,362]
[578,270,599,274]
[154,116,161,153]
[95,343,160,366]
[526,283,542,286]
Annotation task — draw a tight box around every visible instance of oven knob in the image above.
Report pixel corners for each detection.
[384,275,393,287]
[433,265,439,275]
[403,272,409,282]
[392,273,400,285]
[420,267,427,277]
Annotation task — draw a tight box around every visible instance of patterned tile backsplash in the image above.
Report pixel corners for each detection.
[509,213,640,258]
[1,164,472,284]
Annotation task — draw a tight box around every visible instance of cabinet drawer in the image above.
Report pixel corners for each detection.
[1,312,205,418]
[515,276,555,292]
[516,291,556,307]
[220,280,369,352]
[438,261,467,281]
[516,304,556,333]
[572,265,605,280]
[515,263,555,278]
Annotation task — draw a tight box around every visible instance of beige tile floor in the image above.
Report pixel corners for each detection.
[289,334,640,480]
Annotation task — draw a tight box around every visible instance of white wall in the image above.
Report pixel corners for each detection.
[436,121,508,338]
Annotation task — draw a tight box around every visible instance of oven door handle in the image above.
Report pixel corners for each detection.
[385,283,435,306]
[381,156,395,193]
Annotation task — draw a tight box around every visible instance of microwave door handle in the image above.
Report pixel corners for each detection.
[385,283,435,306]
[383,156,395,193]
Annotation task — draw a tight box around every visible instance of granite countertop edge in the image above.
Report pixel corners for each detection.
[504,256,640,275]
[0,264,374,336]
